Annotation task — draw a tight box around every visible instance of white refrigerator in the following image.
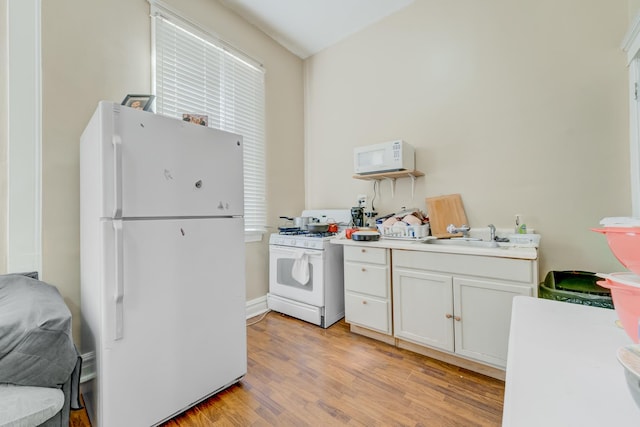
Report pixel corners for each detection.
[80,101,247,426]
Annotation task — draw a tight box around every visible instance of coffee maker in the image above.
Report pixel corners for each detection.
[351,207,364,228]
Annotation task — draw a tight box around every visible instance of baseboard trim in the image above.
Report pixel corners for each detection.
[81,351,96,383]
[80,295,270,383]
[396,339,506,381]
[245,295,268,319]
[349,324,395,345]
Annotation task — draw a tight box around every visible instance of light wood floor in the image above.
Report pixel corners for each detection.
[71,312,505,426]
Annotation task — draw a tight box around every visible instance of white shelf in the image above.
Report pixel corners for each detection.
[352,170,424,181]
[353,170,424,197]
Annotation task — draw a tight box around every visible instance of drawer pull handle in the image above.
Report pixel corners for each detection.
[445,314,453,319]
[362,300,367,305]
[454,316,461,322]
[361,268,366,272]
[361,249,366,253]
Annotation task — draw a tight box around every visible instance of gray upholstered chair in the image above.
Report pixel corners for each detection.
[0,273,82,427]
[0,384,64,426]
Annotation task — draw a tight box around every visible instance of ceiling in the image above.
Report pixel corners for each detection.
[220,0,414,59]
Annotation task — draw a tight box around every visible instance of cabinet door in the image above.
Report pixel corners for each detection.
[393,268,454,352]
[453,277,531,368]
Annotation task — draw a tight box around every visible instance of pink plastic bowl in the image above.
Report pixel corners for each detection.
[592,227,640,275]
[598,278,640,343]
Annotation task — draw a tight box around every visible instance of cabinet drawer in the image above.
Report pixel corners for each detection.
[344,246,388,264]
[344,262,389,297]
[345,292,391,334]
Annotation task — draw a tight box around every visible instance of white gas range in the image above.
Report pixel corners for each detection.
[267,209,351,328]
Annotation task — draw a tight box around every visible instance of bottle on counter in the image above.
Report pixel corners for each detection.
[515,214,527,234]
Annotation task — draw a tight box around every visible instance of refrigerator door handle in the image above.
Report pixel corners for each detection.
[113,135,123,218]
[113,219,124,340]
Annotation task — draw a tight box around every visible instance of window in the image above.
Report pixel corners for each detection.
[150,1,267,239]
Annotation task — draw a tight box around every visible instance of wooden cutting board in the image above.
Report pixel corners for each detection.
[426,194,469,238]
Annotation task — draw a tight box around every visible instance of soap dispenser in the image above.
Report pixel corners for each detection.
[515,214,527,234]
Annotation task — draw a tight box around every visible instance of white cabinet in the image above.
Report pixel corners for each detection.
[392,250,535,368]
[393,269,454,351]
[454,277,531,366]
[343,246,392,335]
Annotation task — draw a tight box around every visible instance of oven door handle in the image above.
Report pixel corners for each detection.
[270,246,323,258]
[302,250,321,257]
[291,249,322,259]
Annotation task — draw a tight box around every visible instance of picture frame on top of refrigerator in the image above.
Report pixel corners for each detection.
[121,94,155,112]
[182,113,209,126]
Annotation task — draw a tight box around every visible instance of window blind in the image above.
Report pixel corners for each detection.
[151,3,267,236]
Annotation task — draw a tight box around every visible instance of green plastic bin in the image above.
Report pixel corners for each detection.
[538,270,613,309]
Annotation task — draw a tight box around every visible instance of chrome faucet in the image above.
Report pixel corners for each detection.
[488,224,496,241]
[446,224,470,237]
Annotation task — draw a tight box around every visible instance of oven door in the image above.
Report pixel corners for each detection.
[269,245,325,307]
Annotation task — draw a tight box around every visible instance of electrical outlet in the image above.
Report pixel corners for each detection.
[357,194,367,208]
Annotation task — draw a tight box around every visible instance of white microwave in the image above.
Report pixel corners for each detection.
[353,140,415,175]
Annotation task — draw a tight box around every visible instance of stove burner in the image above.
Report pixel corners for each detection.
[278,230,337,238]
[278,227,300,234]
[306,231,337,238]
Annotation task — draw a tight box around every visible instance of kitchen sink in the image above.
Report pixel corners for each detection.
[423,238,501,248]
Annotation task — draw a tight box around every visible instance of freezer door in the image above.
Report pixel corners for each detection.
[99,217,246,427]
[98,103,244,218]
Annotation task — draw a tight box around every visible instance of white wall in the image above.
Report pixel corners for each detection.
[38,0,304,343]
[631,0,640,21]
[304,0,630,276]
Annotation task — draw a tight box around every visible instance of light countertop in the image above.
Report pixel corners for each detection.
[330,237,538,260]
[502,297,640,426]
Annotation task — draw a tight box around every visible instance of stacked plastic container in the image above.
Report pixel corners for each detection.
[593,217,640,343]
[593,217,640,408]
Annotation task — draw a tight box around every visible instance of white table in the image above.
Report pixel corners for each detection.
[502,296,640,426]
